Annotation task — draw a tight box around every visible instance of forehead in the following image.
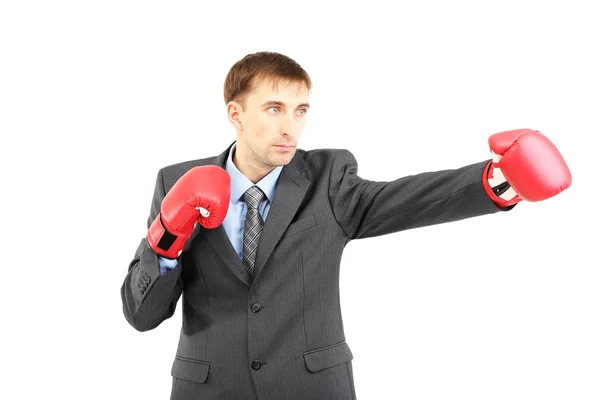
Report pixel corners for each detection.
[250,78,309,102]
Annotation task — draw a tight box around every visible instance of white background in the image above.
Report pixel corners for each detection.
[1,1,598,399]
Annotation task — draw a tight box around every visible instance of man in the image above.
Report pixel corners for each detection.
[121,51,571,399]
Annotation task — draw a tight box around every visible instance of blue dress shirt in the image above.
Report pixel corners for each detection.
[158,142,283,275]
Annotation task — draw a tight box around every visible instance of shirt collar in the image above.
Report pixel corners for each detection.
[225,142,283,204]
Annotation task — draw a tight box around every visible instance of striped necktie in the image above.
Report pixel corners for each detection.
[242,185,265,278]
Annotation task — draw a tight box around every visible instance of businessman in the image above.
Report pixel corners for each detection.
[121,51,572,399]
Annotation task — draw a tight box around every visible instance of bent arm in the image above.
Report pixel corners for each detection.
[120,169,184,332]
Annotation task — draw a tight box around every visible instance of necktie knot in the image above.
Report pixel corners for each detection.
[243,186,265,210]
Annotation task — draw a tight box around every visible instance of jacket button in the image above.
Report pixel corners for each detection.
[251,303,262,313]
[251,360,262,370]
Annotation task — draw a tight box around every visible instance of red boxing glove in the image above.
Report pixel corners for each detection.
[483,129,572,208]
[147,165,231,259]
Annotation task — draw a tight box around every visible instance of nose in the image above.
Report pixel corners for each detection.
[280,114,292,135]
[280,114,298,139]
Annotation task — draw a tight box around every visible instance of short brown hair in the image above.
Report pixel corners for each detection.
[223,51,312,111]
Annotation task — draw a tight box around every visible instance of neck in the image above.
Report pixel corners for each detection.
[233,144,274,184]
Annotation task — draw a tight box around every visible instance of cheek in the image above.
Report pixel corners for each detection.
[296,119,307,132]
[257,115,276,132]
[253,120,277,141]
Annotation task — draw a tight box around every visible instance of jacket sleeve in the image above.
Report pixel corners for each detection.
[120,168,184,332]
[328,149,514,240]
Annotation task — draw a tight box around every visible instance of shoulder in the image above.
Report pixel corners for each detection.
[155,156,216,191]
[295,147,356,167]
[161,157,213,173]
[290,147,359,188]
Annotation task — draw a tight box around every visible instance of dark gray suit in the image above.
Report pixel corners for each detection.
[121,140,510,399]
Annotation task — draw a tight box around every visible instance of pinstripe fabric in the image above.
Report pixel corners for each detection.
[121,140,513,399]
[243,185,265,278]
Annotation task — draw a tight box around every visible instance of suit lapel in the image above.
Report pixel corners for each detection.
[252,158,310,281]
[201,141,310,288]
[205,224,253,286]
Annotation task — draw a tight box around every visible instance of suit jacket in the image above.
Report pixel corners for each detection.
[121,140,509,399]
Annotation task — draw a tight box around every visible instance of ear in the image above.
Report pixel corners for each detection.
[227,101,244,131]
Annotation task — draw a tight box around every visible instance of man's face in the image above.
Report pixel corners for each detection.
[230,78,309,169]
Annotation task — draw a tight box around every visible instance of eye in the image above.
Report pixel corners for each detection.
[267,107,308,116]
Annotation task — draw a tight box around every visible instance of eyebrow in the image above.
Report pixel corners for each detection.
[260,100,310,109]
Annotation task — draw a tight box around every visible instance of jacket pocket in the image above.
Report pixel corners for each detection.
[171,355,210,383]
[283,213,317,238]
[303,341,354,372]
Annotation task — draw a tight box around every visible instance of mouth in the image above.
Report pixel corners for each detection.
[274,144,294,151]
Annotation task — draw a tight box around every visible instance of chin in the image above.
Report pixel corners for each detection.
[268,152,294,165]
[272,159,290,167]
